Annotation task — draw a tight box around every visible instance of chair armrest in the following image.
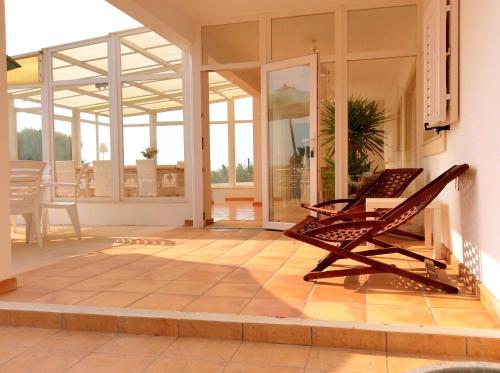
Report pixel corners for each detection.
[301,204,345,217]
[43,182,77,188]
[310,199,352,208]
[303,220,386,237]
[317,211,383,225]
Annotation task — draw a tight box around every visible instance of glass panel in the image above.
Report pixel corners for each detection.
[54,120,72,161]
[157,110,183,122]
[347,57,417,196]
[348,6,417,53]
[122,78,183,116]
[7,54,41,85]
[210,123,229,184]
[121,31,182,75]
[98,125,111,160]
[8,88,43,161]
[157,126,184,165]
[318,62,335,201]
[209,101,228,122]
[235,122,253,183]
[52,85,111,198]
[234,97,253,121]
[80,122,97,163]
[52,42,108,81]
[123,114,149,125]
[272,13,335,61]
[268,65,311,223]
[202,21,259,65]
[80,112,96,122]
[123,126,150,166]
[121,78,185,197]
[16,112,43,161]
[53,84,110,117]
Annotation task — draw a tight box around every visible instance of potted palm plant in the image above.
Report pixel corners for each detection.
[141,147,159,160]
[321,96,392,198]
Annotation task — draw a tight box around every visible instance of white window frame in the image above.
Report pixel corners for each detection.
[209,96,254,189]
[193,0,423,227]
[12,26,191,204]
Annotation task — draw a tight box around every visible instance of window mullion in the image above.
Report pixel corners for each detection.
[227,99,236,186]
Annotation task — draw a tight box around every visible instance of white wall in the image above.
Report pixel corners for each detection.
[0,0,12,279]
[211,187,254,203]
[422,0,500,299]
[47,201,191,226]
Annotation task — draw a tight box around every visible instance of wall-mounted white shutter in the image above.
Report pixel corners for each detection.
[423,0,459,128]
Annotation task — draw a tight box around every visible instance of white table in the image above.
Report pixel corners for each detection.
[365,197,444,259]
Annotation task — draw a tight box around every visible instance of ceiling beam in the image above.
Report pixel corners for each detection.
[121,38,181,73]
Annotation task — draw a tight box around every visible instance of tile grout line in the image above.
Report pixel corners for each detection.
[221,336,244,372]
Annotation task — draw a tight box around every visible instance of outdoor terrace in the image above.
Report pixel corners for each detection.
[5,226,498,331]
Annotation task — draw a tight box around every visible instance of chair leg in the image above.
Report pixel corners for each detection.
[41,208,48,236]
[389,228,425,241]
[33,209,43,248]
[22,214,32,243]
[312,251,346,272]
[395,247,447,269]
[368,238,446,269]
[67,205,81,239]
[305,267,383,281]
[305,240,458,293]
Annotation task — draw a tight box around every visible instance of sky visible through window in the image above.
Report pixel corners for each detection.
[6,0,141,55]
[210,97,253,172]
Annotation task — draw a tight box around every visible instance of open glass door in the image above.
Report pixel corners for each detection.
[261,54,318,230]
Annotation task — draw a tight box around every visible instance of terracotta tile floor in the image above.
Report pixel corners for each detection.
[6,226,500,330]
[212,201,261,222]
[211,201,262,228]
[0,326,482,372]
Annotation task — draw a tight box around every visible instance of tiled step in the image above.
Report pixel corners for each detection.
[0,300,498,361]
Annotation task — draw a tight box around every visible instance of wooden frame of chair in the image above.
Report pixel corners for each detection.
[285,165,470,294]
[303,168,424,241]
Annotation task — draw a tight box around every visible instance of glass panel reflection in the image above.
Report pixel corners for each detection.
[268,65,311,223]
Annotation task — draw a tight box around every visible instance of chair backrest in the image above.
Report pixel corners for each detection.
[378,164,469,234]
[72,163,89,201]
[55,161,76,183]
[345,168,423,211]
[136,159,158,197]
[55,161,76,197]
[93,160,112,197]
[9,160,45,215]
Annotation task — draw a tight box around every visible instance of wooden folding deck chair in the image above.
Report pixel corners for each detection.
[303,168,424,240]
[285,164,469,294]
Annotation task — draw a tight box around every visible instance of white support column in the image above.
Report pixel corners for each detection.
[252,95,262,203]
[149,113,157,149]
[334,6,349,199]
[41,48,54,188]
[189,25,205,228]
[108,34,122,202]
[7,99,17,160]
[227,99,235,185]
[0,0,15,287]
[94,114,99,160]
[72,109,81,165]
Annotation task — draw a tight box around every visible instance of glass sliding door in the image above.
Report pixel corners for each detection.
[262,54,318,230]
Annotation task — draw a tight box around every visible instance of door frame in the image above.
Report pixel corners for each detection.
[261,54,318,230]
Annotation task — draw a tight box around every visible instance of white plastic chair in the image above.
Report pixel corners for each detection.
[136,159,158,197]
[55,161,76,197]
[9,160,46,247]
[93,160,112,197]
[41,164,88,239]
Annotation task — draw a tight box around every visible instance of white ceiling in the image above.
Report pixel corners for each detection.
[165,0,345,21]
